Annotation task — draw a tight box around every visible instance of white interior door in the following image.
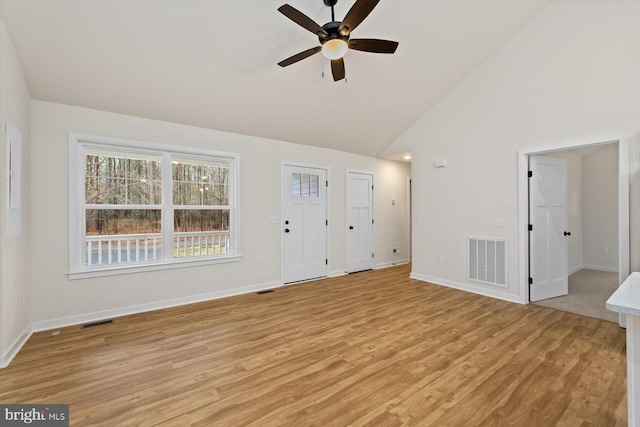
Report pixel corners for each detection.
[346,171,374,273]
[529,155,568,301]
[282,165,327,283]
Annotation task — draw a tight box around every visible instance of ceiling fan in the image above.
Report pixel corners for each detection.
[277,0,399,82]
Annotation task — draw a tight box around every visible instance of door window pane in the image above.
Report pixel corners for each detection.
[292,173,301,196]
[292,173,319,197]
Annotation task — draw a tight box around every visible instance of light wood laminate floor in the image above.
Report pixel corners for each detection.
[0,264,627,426]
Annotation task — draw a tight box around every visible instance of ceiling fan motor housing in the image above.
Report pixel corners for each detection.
[319,21,349,45]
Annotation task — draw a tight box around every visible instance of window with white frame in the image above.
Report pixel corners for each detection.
[69,134,240,277]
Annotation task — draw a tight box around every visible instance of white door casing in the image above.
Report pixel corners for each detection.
[346,171,374,273]
[282,164,328,284]
[529,155,568,301]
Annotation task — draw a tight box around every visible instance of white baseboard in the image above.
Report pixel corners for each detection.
[568,265,584,275]
[375,259,410,270]
[329,270,348,278]
[410,272,520,304]
[1,324,33,369]
[582,264,619,273]
[32,280,281,333]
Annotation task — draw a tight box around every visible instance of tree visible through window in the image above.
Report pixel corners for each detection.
[172,158,231,257]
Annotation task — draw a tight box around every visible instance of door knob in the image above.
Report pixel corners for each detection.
[349,226,354,230]
[285,228,290,233]
[564,231,571,236]
[285,220,289,225]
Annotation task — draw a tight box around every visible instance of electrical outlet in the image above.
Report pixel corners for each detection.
[17,292,22,307]
[435,255,442,263]
[392,248,399,254]
[601,248,609,255]
[269,215,280,224]
[259,258,265,267]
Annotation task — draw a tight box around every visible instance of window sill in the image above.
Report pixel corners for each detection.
[67,255,242,280]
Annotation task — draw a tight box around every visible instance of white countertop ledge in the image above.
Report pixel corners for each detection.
[606,272,640,316]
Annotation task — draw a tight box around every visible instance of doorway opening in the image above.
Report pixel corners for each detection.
[518,134,630,326]
[528,144,619,322]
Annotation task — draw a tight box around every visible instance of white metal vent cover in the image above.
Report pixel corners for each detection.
[467,237,507,288]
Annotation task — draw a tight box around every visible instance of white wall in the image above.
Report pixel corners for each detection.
[0,20,32,366]
[544,150,583,274]
[382,1,640,301]
[582,144,618,271]
[30,100,410,328]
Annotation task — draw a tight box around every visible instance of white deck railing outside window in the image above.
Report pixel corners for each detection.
[86,231,230,266]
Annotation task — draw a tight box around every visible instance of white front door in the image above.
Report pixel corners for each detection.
[529,155,568,301]
[282,165,328,284]
[346,171,374,273]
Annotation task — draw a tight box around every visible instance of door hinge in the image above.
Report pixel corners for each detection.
[529,277,533,285]
[372,184,374,190]
[528,171,532,178]
[372,253,375,258]
[372,219,374,224]
[528,224,533,231]
[326,259,328,265]
[326,180,328,187]
[326,219,328,226]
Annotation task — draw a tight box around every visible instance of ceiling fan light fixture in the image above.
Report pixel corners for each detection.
[322,39,348,60]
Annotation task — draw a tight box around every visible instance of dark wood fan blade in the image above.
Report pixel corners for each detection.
[278,46,322,67]
[278,4,328,37]
[348,38,398,54]
[338,0,380,36]
[331,58,345,81]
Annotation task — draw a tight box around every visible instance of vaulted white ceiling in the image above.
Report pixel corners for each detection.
[0,0,549,157]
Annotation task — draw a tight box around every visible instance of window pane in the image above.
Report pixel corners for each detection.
[173,209,229,233]
[85,177,126,204]
[85,209,163,266]
[86,209,161,235]
[85,150,161,205]
[128,180,162,205]
[85,152,126,178]
[172,160,200,182]
[203,184,229,206]
[173,209,230,258]
[173,182,203,205]
[126,156,161,180]
[173,159,230,206]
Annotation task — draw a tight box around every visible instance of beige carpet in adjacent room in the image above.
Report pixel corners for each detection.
[534,269,619,323]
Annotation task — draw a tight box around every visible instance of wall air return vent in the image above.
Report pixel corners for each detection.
[467,237,507,288]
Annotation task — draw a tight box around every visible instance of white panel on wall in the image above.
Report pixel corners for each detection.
[5,123,22,238]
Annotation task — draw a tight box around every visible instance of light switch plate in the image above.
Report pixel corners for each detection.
[494,217,505,227]
[269,215,280,224]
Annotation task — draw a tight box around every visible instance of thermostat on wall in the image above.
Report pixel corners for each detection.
[434,158,447,168]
